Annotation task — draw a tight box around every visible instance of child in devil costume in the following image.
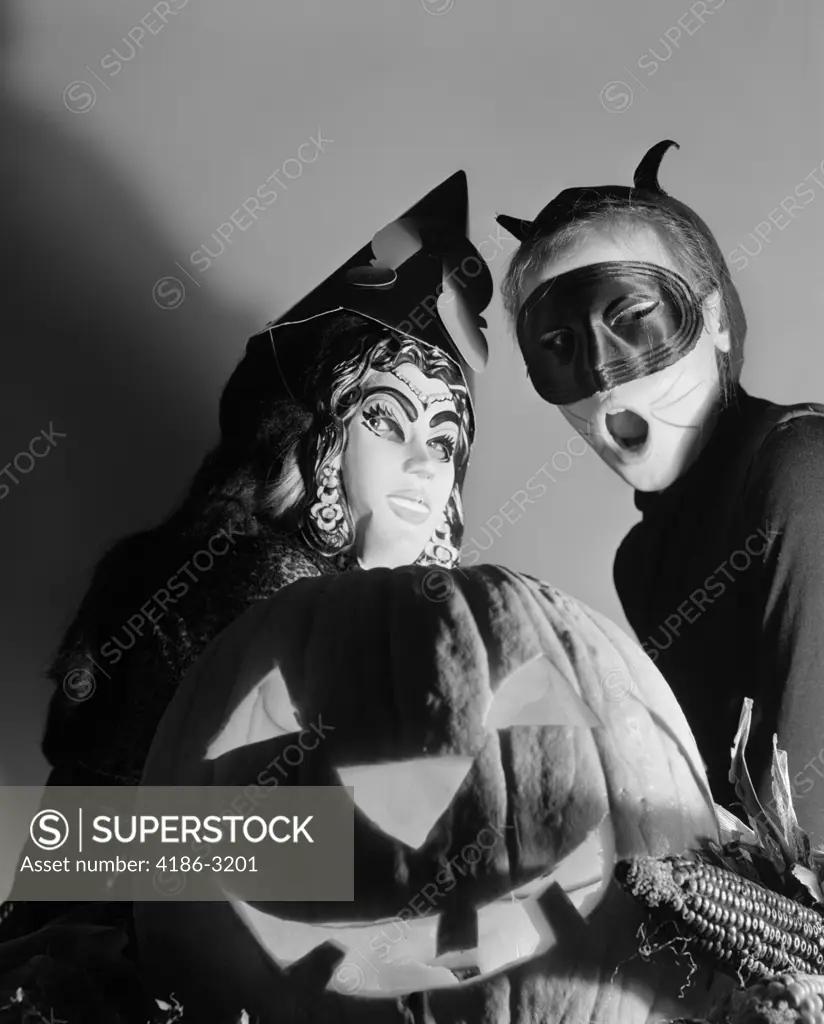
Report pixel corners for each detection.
[497,140,824,843]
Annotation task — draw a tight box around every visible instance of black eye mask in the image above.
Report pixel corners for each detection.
[516,261,704,406]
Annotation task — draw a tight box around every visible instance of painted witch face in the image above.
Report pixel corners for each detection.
[518,225,731,493]
[340,361,460,569]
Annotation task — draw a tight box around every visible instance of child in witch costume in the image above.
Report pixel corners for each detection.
[0,169,490,987]
[37,169,489,793]
[497,140,824,844]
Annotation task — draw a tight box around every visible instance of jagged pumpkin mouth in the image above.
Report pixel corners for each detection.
[207,656,622,997]
[232,818,615,998]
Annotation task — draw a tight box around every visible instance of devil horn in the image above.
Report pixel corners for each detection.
[495,214,535,242]
[633,140,680,193]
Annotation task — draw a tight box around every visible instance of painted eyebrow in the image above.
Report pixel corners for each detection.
[362,385,457,429]
[429,409,460,429]
[361,386,417,422]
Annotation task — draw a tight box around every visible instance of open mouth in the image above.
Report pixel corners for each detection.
[604,410,650,454]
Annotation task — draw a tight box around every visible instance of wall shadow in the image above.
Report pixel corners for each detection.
[0,4,264,796]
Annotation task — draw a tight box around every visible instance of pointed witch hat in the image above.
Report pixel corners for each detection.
[228,169,491,426]
[277,170,490,368]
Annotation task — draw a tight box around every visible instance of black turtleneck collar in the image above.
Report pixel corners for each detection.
[634,386,766,515]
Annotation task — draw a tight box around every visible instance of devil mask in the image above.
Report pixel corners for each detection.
[516,261,705,405]
[496,140,746,405]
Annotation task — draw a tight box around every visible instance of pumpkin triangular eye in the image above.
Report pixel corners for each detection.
[485,655,601,730]
[336,755,475,849]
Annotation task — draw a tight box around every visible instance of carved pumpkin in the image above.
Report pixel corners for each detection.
[136,565,728,1024]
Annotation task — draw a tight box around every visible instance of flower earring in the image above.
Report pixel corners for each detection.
[309,463,346,542]
[421,513,460,569]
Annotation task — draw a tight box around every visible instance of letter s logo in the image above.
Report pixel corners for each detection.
[30,810,69,850]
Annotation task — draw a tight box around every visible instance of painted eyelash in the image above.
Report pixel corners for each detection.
[430,434,456,458]
[362,401,400,428]
[363,402,456,456]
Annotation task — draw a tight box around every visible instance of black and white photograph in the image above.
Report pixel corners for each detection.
[1,2,823,1022]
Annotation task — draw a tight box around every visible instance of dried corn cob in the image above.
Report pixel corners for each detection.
[615,856,824,983]
[713,971,824,1024]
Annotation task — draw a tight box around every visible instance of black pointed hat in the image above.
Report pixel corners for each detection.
[259,170,490,391]
[276,170,490,368]
[496,140,745,343]
[220,171,491,449]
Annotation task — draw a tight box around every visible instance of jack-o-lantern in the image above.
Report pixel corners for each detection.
[136,565,729,1024]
